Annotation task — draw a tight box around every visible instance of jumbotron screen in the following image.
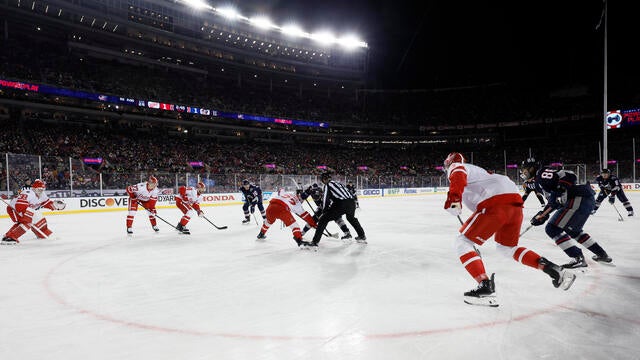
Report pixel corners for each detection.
[607,109,640,129]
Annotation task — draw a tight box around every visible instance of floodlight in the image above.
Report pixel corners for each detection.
[281,24,306,37]
[337,34,368,49]
[216,7,240,20]
[249,16,275,30]
[183,0,210,10]
[310,31,336,45]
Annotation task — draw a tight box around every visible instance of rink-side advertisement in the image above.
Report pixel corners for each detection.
[2,184,639,217]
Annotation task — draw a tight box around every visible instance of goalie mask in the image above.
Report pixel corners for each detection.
[32,179,46,195]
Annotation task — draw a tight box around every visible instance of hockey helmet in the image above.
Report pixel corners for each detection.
[601,168,611,177]
[242,179,250,187]
[520,158,539,180]
[443,152,465,170]
[196,181,206,193]
[147,175,158,189]
[320,172,332,182]
[32,179,46,194]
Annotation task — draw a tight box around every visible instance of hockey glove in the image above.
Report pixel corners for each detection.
[53,200,66,210]
[608,196,615,204]
[444,191,462,216]
[18,208,35,225]
[197,210,204,217]
[126,186,136,199]
[531,210,550,226]
[250,204,255,214]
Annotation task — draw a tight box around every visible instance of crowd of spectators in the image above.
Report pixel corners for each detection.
[2,108,635,196]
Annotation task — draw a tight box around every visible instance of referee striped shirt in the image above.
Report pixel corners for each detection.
[322,180,354,209]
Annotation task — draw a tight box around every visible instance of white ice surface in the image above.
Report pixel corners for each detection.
[1,193,639,360]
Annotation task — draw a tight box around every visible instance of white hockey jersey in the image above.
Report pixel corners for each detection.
[10,189,54,212]
[447,162,520,212]
[177,186,203,206]
[269,191,307,216]
[127,182,159,202]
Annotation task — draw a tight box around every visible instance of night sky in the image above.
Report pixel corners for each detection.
[223,1,636,105]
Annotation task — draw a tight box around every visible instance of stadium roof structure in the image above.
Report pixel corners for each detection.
[1,0,370,85]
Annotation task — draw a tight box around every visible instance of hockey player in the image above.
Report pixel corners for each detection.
[174,182,205,235]
[443,152,575,307]
[531,166,612,268]
[346,180,359,208]
[256,188,316,248]
[520,158,545,207]
[592,168,634,216]
[125,175,159,234]
[301,183,353,240]
[2,179,66,244]
[239,179,266,224]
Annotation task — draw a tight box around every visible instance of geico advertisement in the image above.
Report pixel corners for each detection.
[360,189,382,197]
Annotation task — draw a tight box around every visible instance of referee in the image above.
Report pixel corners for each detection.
[310,173,366,247]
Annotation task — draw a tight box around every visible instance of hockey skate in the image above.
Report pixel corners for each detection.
[540,257,576,290]
[463,273,498,307]
[256,231,267,240]
[341,234,352,240]
[629,211,634,217]
[1,236,19,245]
[561,255,587,269]
[242,218,251,225]
[126,227,133,235]
[299,240,318,251]
[592,253,614,265]
[355,235,367,244]
[152,226,160,232]
[176,223,191,235]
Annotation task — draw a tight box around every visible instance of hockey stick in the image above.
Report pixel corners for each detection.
[201,215,228,230]
[138,203,180,230]
[611,203,624,222]
[0,197,50,239]
[520,224,533,237]
[304,198,338,238]
[252,211,259,225]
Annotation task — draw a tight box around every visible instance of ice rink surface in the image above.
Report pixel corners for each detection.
[1,193,639,360]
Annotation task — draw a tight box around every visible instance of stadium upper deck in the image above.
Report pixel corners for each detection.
[1,0,368,84]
